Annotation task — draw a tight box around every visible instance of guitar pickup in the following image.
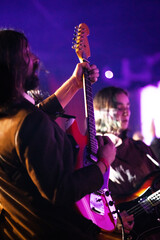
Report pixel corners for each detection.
[90,192,105,215]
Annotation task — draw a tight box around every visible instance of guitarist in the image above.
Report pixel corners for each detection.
[93,86,160,240]
[0,29,116,240]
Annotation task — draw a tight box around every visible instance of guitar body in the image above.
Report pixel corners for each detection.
[101,172,160,240]
[116,173,160,240]
[66,118,117,231]
[116,173,159,204]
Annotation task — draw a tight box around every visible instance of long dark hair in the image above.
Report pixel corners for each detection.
[0,29,29,106]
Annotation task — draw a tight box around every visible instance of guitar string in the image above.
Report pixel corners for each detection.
[126,194,159,217]
[127,204,145,216]
[127,197,158,216]
[128,202,149,217]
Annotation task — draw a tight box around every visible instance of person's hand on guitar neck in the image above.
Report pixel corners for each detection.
[122,211,134,234]
[55,62,99,108]
[96,135,116,174]
[116,211,134,235]
[72,62,99,88]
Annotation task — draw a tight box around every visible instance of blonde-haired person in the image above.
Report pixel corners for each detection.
[94,86,160,240]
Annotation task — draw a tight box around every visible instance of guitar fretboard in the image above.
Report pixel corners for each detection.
[127,188,160,217]
[83,69,98,162]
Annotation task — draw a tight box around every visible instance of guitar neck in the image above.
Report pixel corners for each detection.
[120,188,160,217]
[72,23,97,162]
[83,68,98,162]
[148,189,160,206]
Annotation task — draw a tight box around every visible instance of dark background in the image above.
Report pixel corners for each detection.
[1,0,160,137]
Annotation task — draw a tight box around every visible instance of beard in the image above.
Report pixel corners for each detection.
[24,61,39,91]
[24,74,39,91]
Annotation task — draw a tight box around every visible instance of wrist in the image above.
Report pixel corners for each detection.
[97,161,106,175]
[99,158,109,170]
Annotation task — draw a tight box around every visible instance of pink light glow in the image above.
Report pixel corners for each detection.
[140,82,160,145]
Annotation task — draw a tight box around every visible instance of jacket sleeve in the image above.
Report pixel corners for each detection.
[16,109,104,206]
[150,137,160,163]
[38,94,64,119]
[135,139,160,169]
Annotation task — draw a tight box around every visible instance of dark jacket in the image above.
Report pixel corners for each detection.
[109,138,159,198]
[109,137,160,240]
[0,95,103,240]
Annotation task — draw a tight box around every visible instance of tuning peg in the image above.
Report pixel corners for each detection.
[73,31,78,36]
[72,37,76,42]
[71,43,77,49]
[74,26,79,33]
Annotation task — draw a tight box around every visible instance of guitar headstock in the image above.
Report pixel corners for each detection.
[72,23,91,62]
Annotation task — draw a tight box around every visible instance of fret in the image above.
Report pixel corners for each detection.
[148,189,160,206]
[84,69,98,159]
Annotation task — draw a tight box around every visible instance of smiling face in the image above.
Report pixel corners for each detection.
[114,92,131,131]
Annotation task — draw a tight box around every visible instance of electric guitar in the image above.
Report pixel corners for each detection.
[66,23,117,231]
[106,171,160,240]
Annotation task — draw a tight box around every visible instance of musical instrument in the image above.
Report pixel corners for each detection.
[104,172,160,240]
[66,23,117,231]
